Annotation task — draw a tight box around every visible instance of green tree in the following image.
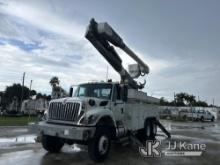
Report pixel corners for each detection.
[49,76,60,87]
[30,90,37,96]
[195,100,208,107]
[175,93,186,106]
[185,94,196,106]
[36,93,43,99]
[160,97,171,106]
[4,84,30,105]
[175,92,196,106]
[46,95,51,101]
[36,93,51,100]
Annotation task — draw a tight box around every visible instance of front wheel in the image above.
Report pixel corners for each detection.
[88,127,111,162]
[42,135,64,153]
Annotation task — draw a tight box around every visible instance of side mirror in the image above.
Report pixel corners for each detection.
[69,87,73,97]
[121,85,128,102]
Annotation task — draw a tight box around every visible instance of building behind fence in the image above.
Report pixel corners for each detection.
[159,106,220,119]
[21,98,49,115]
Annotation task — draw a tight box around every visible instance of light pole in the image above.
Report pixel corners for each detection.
[20,72,25,112]
[29,80,33,98]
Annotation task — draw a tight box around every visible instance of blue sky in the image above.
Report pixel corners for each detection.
[0,0,219,105]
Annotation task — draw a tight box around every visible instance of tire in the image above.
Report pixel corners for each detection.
[200,116,204,122]
[183,115,187,121]
[211,116,215,122]
[144,118,157,140]
[88,127,111,162]
[42,135,64,153]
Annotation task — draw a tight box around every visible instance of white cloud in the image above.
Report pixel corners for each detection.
[0,0,115,93]
[0,40,115,93]
[0,0,172,95]
[0,0,85,41]
[2,0,217,105]
[115,47,173,74]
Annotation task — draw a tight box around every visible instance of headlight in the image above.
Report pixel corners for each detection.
[88,115,98,124]
[78,115,98,125]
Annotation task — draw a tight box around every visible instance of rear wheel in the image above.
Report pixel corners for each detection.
[42,135,64,153]
[183,115,187,121]
[211,116,215,122]
[88,127,111,162]
[200,116,204,122]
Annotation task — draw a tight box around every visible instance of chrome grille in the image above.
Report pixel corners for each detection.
[48,102,81,122]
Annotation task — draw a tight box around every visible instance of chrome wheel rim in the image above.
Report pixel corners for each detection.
[98,135,109,155]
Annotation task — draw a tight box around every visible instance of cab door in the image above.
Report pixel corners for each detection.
[111,84,125,125]
[206,111,212,120]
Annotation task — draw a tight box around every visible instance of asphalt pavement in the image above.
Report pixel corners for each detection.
[0,120,220,165]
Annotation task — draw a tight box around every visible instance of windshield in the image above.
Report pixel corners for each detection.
[74,84,112,100]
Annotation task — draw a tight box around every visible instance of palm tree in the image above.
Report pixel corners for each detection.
[49,76,60,88]
[186,95,196,106]
[176,93,186,105]
[49,77,67,99]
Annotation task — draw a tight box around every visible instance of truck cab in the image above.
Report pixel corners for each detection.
[197,109,215,122]
[69,82,126,126]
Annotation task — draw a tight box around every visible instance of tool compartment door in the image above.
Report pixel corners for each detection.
[124,103,159,131]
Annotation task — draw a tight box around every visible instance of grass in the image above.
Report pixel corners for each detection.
[0,116,39,126]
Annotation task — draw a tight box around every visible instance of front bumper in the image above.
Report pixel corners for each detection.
[30,121,96,141]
